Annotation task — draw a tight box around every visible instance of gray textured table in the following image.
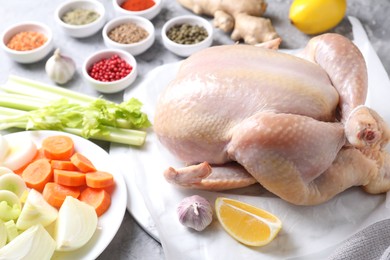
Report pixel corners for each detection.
[1,0,389,259]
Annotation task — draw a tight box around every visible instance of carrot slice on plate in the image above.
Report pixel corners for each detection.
[54,169,86,187]
[51,160,78,171]
[42,135,74,160]
[21,158,53,192]
[79,187,111,216]
[42,182,80,208]
[85,171,114,189]
[70,153,96,172]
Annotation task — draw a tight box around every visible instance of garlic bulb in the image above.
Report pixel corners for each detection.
[177,195,213,231]
[45,48,75,84]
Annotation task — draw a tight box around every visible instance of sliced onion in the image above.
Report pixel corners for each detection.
[0,173,27,198]
[54,196,98,251]
[1,134,37,171]
[0,220,6,248]
[16,189,58,230]
[0,135,9,162]
[0,190,21,221]
[0,224,56,259]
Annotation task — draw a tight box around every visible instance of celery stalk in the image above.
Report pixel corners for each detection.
[0,75,151,146]
[2,75,95,104]
[0,93,48,111]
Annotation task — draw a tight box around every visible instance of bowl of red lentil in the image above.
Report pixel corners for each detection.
[161,15,213,57]
[112,0,162,20]
[102,16,155,56]
[1,21,54,63]
[55,0,106,38]
[82,49,138,94]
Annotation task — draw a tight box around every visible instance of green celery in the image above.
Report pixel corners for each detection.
[0,75,151,146]
[1,75,95,104]
[0,93,49,111]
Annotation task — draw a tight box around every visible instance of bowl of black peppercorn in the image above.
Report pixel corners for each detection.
[162,15,213,57]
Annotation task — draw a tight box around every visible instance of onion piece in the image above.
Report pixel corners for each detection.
[54,196,98,251]
[0,224,56,259]
[0,190,21,221]
[0,136,9,162]
[16,189,58,230]
[0,220,6,248]
[1,134,37,171]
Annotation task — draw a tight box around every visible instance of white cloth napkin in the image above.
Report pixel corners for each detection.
[328,219,390,260]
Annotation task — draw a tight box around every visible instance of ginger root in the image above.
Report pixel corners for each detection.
[176,0,280,44]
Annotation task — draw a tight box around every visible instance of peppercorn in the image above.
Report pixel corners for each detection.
[88,55,132,82]
[166,23,208,45]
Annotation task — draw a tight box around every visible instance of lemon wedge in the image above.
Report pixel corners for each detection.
[215,197,282,247]
[289,0,347,35]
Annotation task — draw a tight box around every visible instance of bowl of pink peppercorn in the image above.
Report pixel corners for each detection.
[82,49,137,93]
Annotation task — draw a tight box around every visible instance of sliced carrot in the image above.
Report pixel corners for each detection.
[42,182,80,208]
[51,160,78,171]
[79,187,111,216]
[21,158,53,192]
[85,171,114,189]
[54,169,86,187]
[42,135,74,160]
[14,148,46,175]
[104,182,116,194]
[70,152,96,172]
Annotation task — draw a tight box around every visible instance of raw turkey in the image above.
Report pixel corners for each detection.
[153,33,390,205]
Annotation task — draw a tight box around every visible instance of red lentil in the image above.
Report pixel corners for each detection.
[88,55,133,82]
[7,31,47,51]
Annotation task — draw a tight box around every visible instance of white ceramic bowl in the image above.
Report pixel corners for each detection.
[1,21,54,64]
[55,0,106,38]
[112,0,162,20]
[82,49,138,94]
[161,15,213,57]
[102,16,155,56]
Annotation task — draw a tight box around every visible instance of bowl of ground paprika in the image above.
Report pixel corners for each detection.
[113,0,162,20]
[82,49,138,94]
[1,21,53,63]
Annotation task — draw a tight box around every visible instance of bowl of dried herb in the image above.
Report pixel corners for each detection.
[55,0,106,38]
[102,16,155,56]
[161,15,213,57]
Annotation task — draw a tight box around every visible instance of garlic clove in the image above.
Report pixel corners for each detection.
[177,195,213,231]
[45,48,76,85]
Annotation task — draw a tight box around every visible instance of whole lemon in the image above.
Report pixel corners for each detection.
[289,0,347,35]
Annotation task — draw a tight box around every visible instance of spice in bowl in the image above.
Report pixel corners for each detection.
[166,23,208,45]
[88,54,133,82]
[108,23,149,44]
[120,0,155,11]
[61,8,100,25]
[6,31,47,51]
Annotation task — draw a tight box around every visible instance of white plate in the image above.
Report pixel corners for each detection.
[110,17,390,259]
[4,130,127,260]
